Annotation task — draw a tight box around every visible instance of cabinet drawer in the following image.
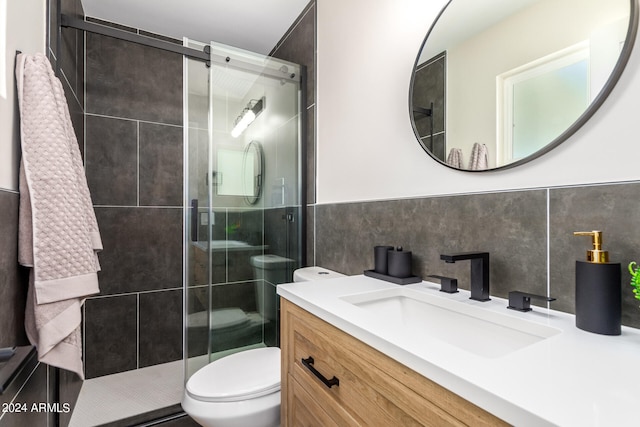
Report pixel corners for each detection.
[281,299,508,427]
[286,373,354,427]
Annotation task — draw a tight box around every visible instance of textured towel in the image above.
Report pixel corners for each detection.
[16,53,102,379]
[446,148,464,169]
[468,142,489,171]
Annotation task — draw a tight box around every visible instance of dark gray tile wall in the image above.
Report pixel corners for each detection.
[83,24,185,378]
[315,183,640,328]
[316,191,548,299]
[85,116,138,206]
[139,290,183,368]
[94,208,182,295]
[86,33,182,125]
[0,190,27,348]
[271,1,317,264]
[413,53,446,161]
[550,183,640,327]
[84,296,138,378]
[139,123,184,206]
[271,2,316,107]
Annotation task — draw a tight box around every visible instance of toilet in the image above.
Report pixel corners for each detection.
[250,254,295,321]
[182,266,345,427]
[293,265,346,282]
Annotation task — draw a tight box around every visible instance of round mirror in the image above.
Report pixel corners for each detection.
[410,0,638,171]
[243,140,264,205]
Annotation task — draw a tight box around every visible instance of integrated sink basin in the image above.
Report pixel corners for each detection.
[341,287,560,358]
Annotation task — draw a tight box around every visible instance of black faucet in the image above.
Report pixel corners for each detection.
[440,252,490,301]
[507,291,556,312]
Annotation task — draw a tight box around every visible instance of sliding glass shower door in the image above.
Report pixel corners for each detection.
[183,41,303,379]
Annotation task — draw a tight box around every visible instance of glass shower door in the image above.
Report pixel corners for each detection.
[184,39,213,379]
[184,40,303,380]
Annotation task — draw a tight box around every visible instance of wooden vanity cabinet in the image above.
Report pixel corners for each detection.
[280,298,508,427]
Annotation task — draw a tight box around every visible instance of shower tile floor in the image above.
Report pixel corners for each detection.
[69,359,184,426]
[70,344,265,426]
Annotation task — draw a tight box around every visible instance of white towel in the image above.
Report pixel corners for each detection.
[446,148,464,169]
[16,53,102,379]
[468,143,489,171]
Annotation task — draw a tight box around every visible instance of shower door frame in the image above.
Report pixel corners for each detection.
[182,39,307,381]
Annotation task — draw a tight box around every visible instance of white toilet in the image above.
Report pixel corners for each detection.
[182,266,345,427]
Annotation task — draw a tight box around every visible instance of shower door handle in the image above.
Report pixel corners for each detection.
[190,199,198,242]
[301,356,339,388]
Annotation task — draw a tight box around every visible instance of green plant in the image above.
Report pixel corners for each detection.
[628,262,640,305]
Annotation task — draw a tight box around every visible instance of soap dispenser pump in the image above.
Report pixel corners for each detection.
[573,231,621,335]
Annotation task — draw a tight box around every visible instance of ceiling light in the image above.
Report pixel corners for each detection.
[231,98,264,138]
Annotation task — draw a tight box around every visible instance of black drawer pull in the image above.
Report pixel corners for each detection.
[301,356,339,388]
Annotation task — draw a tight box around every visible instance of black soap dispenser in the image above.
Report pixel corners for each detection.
[573,231,621,335]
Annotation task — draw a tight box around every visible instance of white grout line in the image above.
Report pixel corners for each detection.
[547,188,551,303]
[84,112,183,128]
[313,179,640,206]
[92,205,183,209]
[137,120,140,207]
[136,293,140,369]
[82,302,86,378]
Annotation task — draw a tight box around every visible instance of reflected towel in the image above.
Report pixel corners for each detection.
[446,148,464,169]
[468,143,489,171]
[16,53,102,379]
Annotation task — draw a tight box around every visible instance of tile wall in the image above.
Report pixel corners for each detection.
[0,190,26,350]
[413,53,446,161]
[81,4,317,376]
[315,183,640,328]
[82,19,184,379]
[271,1,317,264]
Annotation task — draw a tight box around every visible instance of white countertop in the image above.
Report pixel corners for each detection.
[277,275,640,427]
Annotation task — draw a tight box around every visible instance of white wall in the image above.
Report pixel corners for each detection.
[0,0,46,191]
[448,0,628,168]
[316,0,640,204]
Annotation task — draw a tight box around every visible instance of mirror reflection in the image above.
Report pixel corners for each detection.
[410,0,635,171]
[215,140,263,204]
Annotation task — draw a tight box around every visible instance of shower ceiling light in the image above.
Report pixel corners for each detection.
[231,98,264,138]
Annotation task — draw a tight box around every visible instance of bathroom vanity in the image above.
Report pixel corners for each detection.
[280,298,505,426]
[278,275,640,426]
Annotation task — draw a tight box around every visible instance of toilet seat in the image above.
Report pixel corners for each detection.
[186,347,281,403]
[188,308,251,331]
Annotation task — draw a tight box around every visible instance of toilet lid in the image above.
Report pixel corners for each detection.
[186,347,281,403]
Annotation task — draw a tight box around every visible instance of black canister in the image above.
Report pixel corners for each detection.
[575,261,621,335]
[374,246,394,274]
[388,247,412,278]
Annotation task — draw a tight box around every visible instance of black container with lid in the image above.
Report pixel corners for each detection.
[574,231,621,335]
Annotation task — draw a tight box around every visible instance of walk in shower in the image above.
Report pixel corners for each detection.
[65,15,304,422]
[183,40,304,379]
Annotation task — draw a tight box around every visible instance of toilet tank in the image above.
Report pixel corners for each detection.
[250,254,295,284]
[251,254,295,321]
[293,266,345,282]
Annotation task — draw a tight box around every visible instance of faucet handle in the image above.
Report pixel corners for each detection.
[507,291,556,312]
[427,275,458,293]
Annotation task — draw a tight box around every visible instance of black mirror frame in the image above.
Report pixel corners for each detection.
[243,140,264,205]
[409,0,639,172]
